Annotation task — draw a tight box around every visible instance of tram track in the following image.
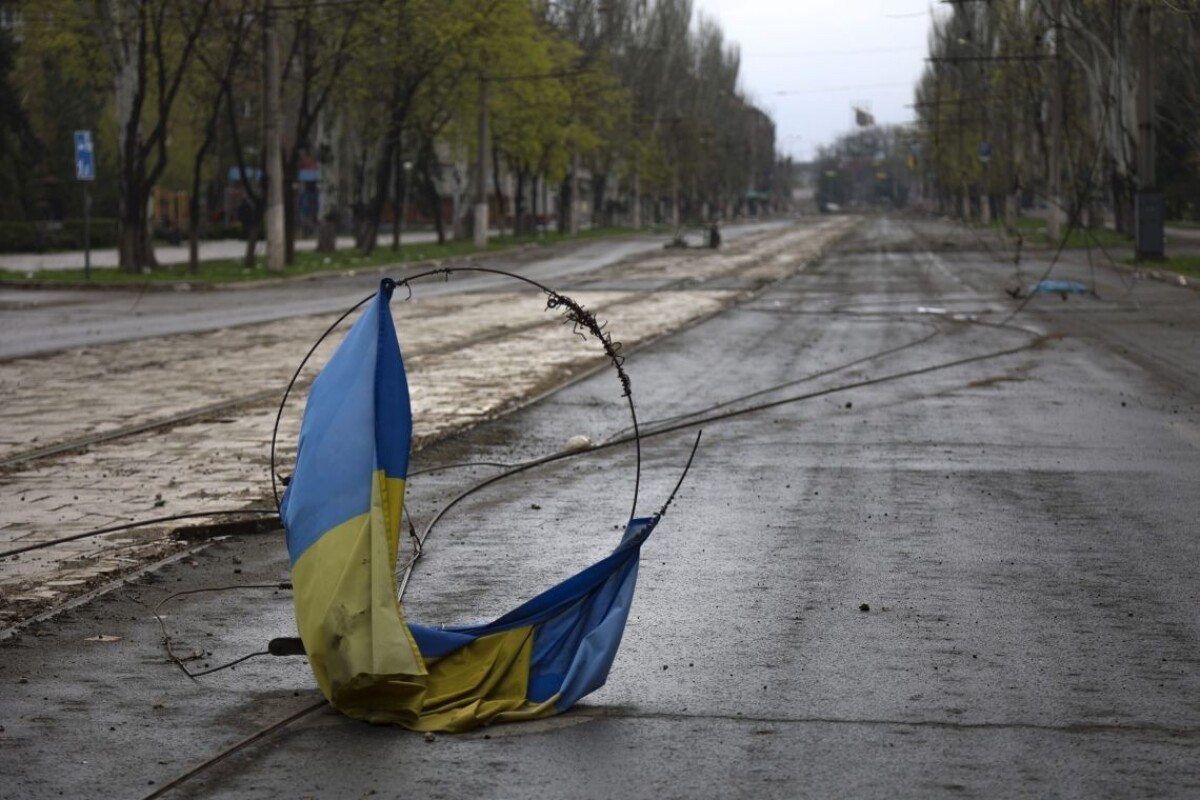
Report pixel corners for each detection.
[0,389,283,471]
[0,220,856,630]
[6,215,1199,799]
[0,289,706,473]
[0,224,842,474]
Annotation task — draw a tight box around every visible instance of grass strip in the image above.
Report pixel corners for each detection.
[0,226,644,286]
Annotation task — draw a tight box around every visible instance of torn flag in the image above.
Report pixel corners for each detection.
[281,278,657,732]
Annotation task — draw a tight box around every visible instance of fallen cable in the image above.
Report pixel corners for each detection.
[153,584,291,681]
[142,225,1045,792]
[399,330,1046,597]
[139,698,327,800]
[606,323,944,444]
[270,266,643,522]
[0,509,279,560]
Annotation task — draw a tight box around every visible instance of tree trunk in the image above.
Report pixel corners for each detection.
[360,137,397,255]
[188,195,202,273]
[283,151,297,263]
[419,158,445,246]
[115,37,144,273]
[569,145,579,234]
[187,154,204,272]
[118,216,156,273]
[671,170,680,228]
[557,177,569,234]
[263,3,286,272]
[513,168,526,235]
[1112,163,1134,237]
[491,142,505,237]
[632,161,641,229]
[392,151,401,251]
[118,173,157,272]
[187,90,226,274]
[315,114,340,253]
[591,172,607,229]
[532,174,540,236]
[317,214,338,251]
[243,222,259,269]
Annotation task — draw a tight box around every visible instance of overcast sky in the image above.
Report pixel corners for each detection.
[694,1,940,162]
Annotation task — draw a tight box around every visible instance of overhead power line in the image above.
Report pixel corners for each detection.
[927,55,1050,63]
[744,46,923,58]
[774,81,914,96]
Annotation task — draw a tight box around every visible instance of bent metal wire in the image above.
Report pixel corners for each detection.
[270,270,681,733]
[269,267,643,525]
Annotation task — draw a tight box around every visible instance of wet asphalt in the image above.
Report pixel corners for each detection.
[1,216,1198,799]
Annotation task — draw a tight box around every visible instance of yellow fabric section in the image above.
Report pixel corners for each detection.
[292,472,426,720]
[293,471,560,732]
[355,625,559,731]
[379,474,403,574]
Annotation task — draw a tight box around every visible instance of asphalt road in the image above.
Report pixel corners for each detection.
[1,215,1197,799]
[0,222,783,360]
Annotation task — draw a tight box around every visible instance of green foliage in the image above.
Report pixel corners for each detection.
[0,0,780,252]
[917,0,1200,228]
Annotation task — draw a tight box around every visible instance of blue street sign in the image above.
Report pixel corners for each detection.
[75,130,95,181]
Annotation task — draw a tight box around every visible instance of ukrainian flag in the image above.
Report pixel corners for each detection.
[281,279,657,732]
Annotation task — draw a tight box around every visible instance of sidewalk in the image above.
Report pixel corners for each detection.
[0,230,449,273]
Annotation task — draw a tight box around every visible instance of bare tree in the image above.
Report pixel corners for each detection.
[95,0,214,271]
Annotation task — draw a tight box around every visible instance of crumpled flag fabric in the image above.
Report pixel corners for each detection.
[1030,279,1089,295]
[281,279,655,731]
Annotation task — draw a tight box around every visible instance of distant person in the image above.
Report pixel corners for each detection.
[708,220,721,249]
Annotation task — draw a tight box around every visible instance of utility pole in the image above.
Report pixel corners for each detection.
[263,0,286,272]
[1135,2,1163,259]
[474,79,489,249]
[1046,0,1063,242]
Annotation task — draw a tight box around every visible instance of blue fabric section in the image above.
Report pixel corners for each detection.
[548,563,641,709]
[404,517,657,707]
[407,624,480,660]
[282,286,390,564]
[526,554,640,705]
[373,287,411,480]
[437,517,655,636]
[1031,279,1089,294]
[524,517,653,706]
